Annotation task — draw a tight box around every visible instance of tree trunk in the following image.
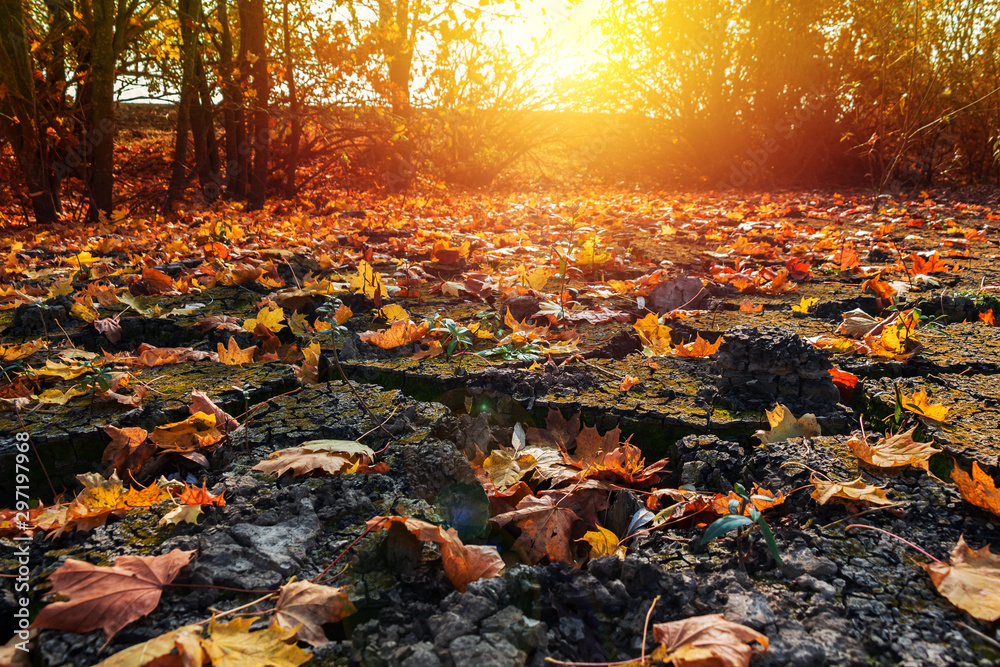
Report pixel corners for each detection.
[245,0,269,210]
[282,0,300,199]
[163,0,198,209]
[88,0,116,221]
[0,0,61,223]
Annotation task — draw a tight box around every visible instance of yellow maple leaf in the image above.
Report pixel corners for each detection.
[149,412,223,452]
[217,338,256,365]
[358,320,430,349]
[791,296,819,313]
[577,526,626,559]
[0,339,47,362]
[754,404,821,444]
[899,389,949,422]
[243,304,286,333]
[633,312,672,355]
[349,260,388,300]
[377,303,409,322]
[201,617,311,667]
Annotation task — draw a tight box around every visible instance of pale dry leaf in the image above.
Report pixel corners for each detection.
[810,474,893,506]
[754,404,821,445]
[920,536,1000,621]
[653,613,769,667]
[274,580,357,647]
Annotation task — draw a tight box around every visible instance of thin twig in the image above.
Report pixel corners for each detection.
[313,516,388,584]
[845,524,941,562]
[822,504,904,530]
[330,343,397,441]
[641,595,660,665]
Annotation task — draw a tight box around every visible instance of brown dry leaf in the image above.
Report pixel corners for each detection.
[919,536,1000,621]
[654,613,769,667]
[491,495,581,565]
[570,423,621,466]
[32,549,195,640]
[92,317,122,343]
[754,405,821,445]
[252,440,375,477]
[149,411,224,452]
[951,462,1000,517]
[129,267,176,296]
[810,474,893,506]
[274,580,357,647]
[201,616,311,667]
[189,389,242,434]
[358,319,430,349]
[367,516,504,592]
[847,427,940,470]
[525,408,581,450]
[217,337,256,365]
[134,343,218,367]
[158,504,204,527]
[711,485,785,516]
[836,308,880,338]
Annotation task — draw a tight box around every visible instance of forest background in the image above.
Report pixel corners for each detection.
[1,0,999,225]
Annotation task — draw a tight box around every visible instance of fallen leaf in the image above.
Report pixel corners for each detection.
[149,412,224,452]
[482,449,537,491]
[0,339,47,362]
[491,494,581,565]
[672,334,722,357]
[217,337,256,365]
[243,304,287,333]
[32,549,195,640]
[791,296,819,313]
[920,536,1000,621]
[358,319,430,348]
[899,389,949,422]
[189,390,242,434]
[754,405,821,444]
[175,479,226,506]
[92,623,203,667]
[273,580,357,647]
[577,525,625,559]
[92,318,122,343]
[525,408,581,450]
[367,516,504,592]
[951,462,1000,517]
[653,613,769,667]
[619,374,639,391]
[836,308,880,338]
[810,474,893,505]
[252,440,375,477]
[201,616,311,667]
[158,504,204,526]
[847,427,940,470]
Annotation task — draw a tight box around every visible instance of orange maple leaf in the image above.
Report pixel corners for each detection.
[673,334,722,357]
[899,389,949,422]
[358,319,430,349]
[951,462,1000,518]
[176,480,226,507]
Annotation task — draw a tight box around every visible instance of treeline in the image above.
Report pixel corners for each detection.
[580,0,1000,190]
[0,0,998,224]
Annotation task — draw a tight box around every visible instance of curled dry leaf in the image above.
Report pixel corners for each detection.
[32,549,195,640]
[93,623,203,667]
[252,439,380,477]
[754,404,821,445]
[951,461,1000,517]
[274,580,357,647]
[149,411,223,452]
[367,516,504,592]
[920,536,1000,621]
[847,427,940,470]
[358,319,430,348]
[810,474,893,506]
[653,613,769,667]
[189,389,242,434]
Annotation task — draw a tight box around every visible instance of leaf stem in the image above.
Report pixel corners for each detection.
[845,524,942,562]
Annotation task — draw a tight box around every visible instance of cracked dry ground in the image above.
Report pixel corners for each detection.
[3,189,1000,666]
